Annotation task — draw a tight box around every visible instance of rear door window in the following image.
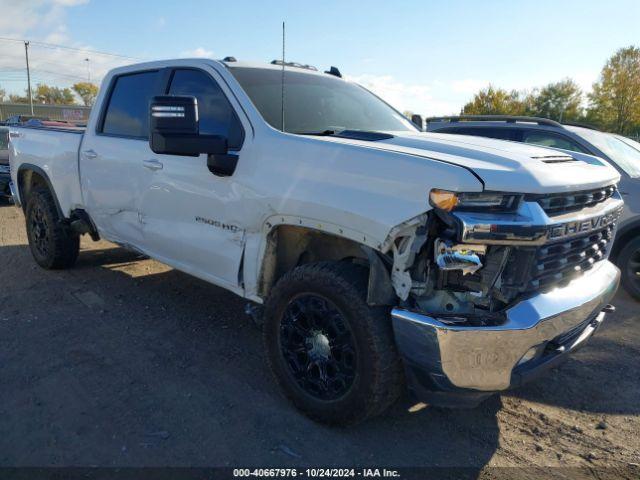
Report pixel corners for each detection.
[168,69,244,149]
[522,130,587,153]
[101,70,161,139]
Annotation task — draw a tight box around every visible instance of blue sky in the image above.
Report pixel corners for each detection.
[1,0,639,115]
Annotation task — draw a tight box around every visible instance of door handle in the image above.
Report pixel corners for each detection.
[143,159,163,171]
[82,149,98,159]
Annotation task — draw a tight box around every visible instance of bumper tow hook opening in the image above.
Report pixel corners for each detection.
[602,304,616,313]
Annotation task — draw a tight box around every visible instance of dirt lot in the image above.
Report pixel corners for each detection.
[0,200,639,477]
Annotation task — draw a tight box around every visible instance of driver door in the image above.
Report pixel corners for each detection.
[138,67,248,292]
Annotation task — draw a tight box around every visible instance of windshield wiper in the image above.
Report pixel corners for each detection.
[292,130,337,136]
[292,129,395,141]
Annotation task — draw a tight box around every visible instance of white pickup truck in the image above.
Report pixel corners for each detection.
[9,58,624,424]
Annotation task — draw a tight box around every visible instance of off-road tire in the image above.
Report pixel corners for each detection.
[25,187,79,269]
[618,237,640,301]
[263,261,404,425]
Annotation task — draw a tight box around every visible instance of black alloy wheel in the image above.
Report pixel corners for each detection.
[279,293,357,401]
[28,201,51,260]
[263,261,403,425]
[25,187,79,269]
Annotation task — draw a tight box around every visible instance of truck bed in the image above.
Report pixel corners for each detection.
[9,125,85,214]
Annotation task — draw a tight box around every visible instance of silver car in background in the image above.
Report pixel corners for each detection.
[427,116,640,300]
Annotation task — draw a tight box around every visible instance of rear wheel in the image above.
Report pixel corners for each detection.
[618,237,640,300]
[263,261,403,425]
[25,187,79,269]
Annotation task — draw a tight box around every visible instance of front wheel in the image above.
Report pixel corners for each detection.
[618,237,640,300]
[263,261,403,425]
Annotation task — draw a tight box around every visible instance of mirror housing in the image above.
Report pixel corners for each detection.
[411,114,424,131]
[149,95,228,156]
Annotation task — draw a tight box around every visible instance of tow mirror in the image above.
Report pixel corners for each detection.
[149,95,228,157]
[411,114,424,131]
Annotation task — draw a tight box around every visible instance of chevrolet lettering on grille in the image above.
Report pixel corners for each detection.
[548,207,623,241]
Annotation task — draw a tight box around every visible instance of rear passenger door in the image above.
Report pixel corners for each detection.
[138,67,248,292]
[80,69,163,245]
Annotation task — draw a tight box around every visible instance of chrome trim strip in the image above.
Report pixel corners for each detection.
[452,194,624,245]
[391,260,620,391]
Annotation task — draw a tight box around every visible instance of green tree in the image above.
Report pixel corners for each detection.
[34,83,76,105]
[532,79,583,122]
[588,46,640,134]
[462,85,526,115]
[8,93,29,103]
[72,82,99,106]
[0,85,5,102]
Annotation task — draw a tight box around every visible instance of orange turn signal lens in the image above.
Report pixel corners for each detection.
[429,189,459,211]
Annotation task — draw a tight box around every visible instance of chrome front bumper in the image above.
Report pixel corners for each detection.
[392,260,620,396]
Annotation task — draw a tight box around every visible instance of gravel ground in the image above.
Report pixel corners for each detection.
[0,200,639,478]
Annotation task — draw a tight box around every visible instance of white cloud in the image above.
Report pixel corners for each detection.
[43,24,71,44]
[572,71,598,94]
[347,73,461,117]
[347,74,432,112]
[451,78,489,95]
[180,47,213,58]
[0,0,133,98]
[52,0,89,5]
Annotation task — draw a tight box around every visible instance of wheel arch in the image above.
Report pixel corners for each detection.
[611,219,640,262]
[17,164,65,219]
[255,223,396,306]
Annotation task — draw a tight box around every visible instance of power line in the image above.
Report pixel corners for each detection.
[3,55,117,72]
[0,66,90,82]
[0,36,140,61]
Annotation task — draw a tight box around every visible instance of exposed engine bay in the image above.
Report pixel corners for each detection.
[386,207,615,321]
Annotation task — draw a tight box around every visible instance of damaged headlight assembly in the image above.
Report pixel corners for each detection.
[429,189,521,212]
[420,189,522,313]
[427,189,520,276]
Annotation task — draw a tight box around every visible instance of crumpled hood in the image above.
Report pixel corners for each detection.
[321,131,621,194]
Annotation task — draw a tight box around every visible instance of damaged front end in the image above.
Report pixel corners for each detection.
[385,207,518,320]
[384,187,623,406]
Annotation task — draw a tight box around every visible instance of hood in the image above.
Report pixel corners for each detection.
[319,131,621,194]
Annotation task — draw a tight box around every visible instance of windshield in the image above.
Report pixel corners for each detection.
[229,67,416,134]
[575,128,640,178]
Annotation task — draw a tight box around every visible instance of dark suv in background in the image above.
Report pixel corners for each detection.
[427,115,640,300]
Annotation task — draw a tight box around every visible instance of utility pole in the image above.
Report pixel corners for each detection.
[85,58,91,82]
[24,41,34,115]
[280,22,285,132]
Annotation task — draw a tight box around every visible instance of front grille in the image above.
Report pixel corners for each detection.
[529,185,617,216]
[0,164,9,174]
[527,224,614,291]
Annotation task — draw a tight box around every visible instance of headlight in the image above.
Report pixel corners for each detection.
[429,189,521,212]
